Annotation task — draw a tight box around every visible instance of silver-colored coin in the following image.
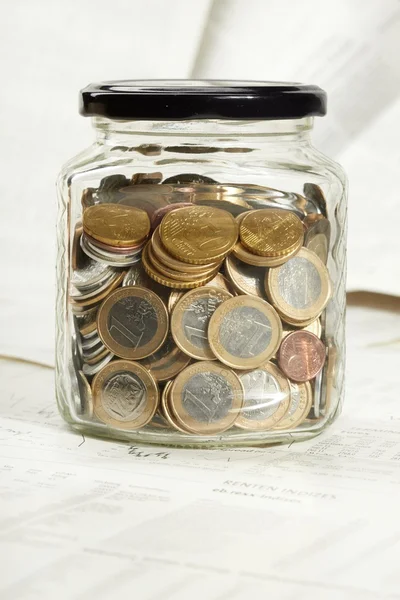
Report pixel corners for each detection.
[76,371,94,417]
[80,235,142,267]
[225,254,266,298]
[71,256,114,290]
[102,372,147,422]
[81,334,102,351]
[82,340,107,361]
[219,306,272,359]
[182,371,234,424]
[123,263,151,287]
[82,352,113,376]
[70,271,119,301]
[277,257,321,309]
[303,183,327,217]
[239,370,283,421]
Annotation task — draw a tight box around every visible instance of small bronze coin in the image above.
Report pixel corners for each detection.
[235,362,291,431]
[171,287,232,360]
[83,203,150,248]
[97,286,168,360]
[140,333,191,382]
[278,331,326,383]
[92,360,159,430]
[240,209,304,257]
[160,205,238,265]
[208,296,282,370]
[169,361,244,435]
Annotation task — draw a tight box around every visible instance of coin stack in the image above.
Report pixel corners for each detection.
[69,173,333,438]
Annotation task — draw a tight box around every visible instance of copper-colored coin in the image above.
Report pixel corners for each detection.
[208,295,282,370]
[273,381,313,430]
[160,206,238,265]
[92,360,159,430]
[97,286,168,360]
[235,362,291,431]
[83,203,150,248]
[240,209,304,257]
[265,248,332,323]
[142,243,219,289]
[151,227,219,273]
[278,331,326,382]
[151,203,193,229]
[84,232,144,254]
[169,361,244,435]
[171,287,232,360]
[140,333,191,382]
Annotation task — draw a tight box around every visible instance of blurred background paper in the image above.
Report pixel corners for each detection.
[0,0,399,365]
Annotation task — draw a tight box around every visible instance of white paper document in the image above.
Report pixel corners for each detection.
[1,302,400,599]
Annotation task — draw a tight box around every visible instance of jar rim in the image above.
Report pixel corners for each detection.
[79,80,327,121]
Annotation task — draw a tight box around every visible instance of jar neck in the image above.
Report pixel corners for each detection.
[93,117,314,148]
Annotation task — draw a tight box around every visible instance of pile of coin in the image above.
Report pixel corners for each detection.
[68,173,334,439]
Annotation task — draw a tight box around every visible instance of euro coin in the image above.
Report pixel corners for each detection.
[97,287,168,360]
[160,206,238,264]
[208,295,282,370]
[83,203,150,248]
[140,332,191,382]
[235,362,290,431]
[278,331,327,382]
[171,287,232,360]
[273,381,312,430]
[240,209,304,257]
[92,360,159,429]
[169,361,244,435]
[265,248,332,323]
[225,254,266,298]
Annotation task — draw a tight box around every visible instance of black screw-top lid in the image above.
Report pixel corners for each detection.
[79,80,327,121]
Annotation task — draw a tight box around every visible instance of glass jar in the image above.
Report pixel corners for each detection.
[56,81,347,447]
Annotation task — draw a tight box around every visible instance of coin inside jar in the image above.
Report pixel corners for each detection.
[235,362,290,431]
[225,254,266,298]
[171,287,232,360]
[83,203,150,248]
[91,360,159,429]
[140,332,191,382]
[278,331,327,382]
[208,295,282,369]
[265,247,332,323]
[240,208,304,257]
[160,205,238,264]
[169,361,244,435]
[273,381,312,430]
[97,286,168,360]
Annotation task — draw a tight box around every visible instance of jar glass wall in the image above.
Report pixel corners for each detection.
[56,82,347,447]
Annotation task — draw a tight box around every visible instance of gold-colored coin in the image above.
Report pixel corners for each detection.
[71,223,85,271]
[70,270,126,312]
[76,307,99,337]
[97,286,168,360]
[142,243,219,289]
[160,380,191,433]
[304,214,330,264]
[140,332,191,382]
[235,362,291,431]
[169,361,244,435]
[76,370,94,418]
[168,274,234,313]
[92,360,159,430]
[151,227,220,273]
[282,317,322,338]
[225,254,266,298]
[83,346,111,366]
[147,242,219,282]
[208,295,282,370]
[273,381,313,431]
[160,206,238,265]
[83,203,150,248]
[240,209,304,257]
[265,247,332,323]
[232,241,297,267]
[171,287,232,360]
